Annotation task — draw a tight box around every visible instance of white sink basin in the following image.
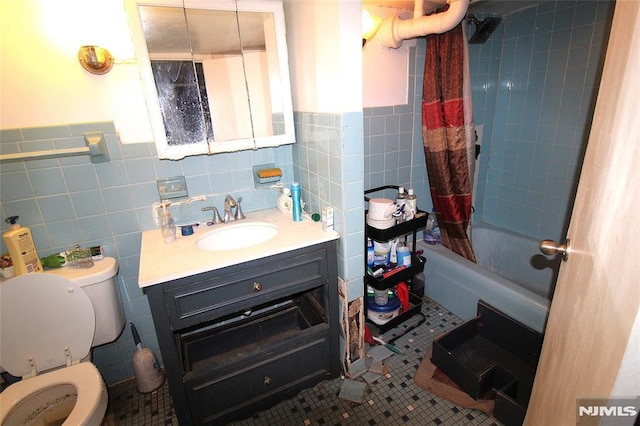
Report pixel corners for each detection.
[196,222,278,251]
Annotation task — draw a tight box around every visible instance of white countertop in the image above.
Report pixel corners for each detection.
[138,208,340,288]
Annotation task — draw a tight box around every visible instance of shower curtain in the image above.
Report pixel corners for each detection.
[422,21,477,262]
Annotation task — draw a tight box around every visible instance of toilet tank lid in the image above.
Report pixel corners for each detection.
[48,257,118,287]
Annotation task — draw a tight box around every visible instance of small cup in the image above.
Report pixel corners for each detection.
[181,225,194,236]
[373,289,388,305]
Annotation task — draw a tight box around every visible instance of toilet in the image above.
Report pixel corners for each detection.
[0,257,125,425]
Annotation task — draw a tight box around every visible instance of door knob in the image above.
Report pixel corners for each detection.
[539,239,571,261]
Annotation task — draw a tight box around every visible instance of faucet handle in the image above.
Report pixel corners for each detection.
[235,197,247,220]
[202,206,223,225]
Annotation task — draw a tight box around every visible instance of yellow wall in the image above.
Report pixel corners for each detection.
[0,0,153,143]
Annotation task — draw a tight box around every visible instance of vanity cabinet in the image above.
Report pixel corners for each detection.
[146,240,340,425]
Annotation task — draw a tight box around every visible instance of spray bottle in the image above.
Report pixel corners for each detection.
[159,202,176,243]
[3,216,43,276]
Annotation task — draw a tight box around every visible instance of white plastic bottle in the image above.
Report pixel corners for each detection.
[367,238,375,269]
[395,187,407,222]
[3,216,43,276]
[276,187,292,215]
[160,202,176,243]
[405,188,417,221]
[396,241,412,267]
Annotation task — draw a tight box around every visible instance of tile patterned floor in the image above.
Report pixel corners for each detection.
[103,298,501,425]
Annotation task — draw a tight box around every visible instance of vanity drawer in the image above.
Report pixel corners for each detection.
[186,333,330,425]
[163,243,330,329]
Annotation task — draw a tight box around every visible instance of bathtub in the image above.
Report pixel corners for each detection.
[419,223,556,333]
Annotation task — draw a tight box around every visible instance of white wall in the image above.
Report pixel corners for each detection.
[283,1,414,112]
[283,0,362,113]
[362,6,415,108]
[0,0,154,143]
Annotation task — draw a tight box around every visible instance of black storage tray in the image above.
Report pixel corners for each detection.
[366,254,425,290]
[366,292,423,335]
[430,301,543,426]
[365,210,428,242]
[364,184,428,243]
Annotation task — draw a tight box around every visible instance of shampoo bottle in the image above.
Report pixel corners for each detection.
[3,216,43,276]
[160,203,176,243]
[395,187,407,222]
[291,182,302,222]
[405,189,417,221]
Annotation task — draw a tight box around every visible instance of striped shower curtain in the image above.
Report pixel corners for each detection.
[422,21,477,262]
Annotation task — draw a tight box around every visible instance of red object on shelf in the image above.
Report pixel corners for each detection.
[396,282,409,312]
[382,265,406,279]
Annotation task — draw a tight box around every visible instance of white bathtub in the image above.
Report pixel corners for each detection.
[419,223,556,333]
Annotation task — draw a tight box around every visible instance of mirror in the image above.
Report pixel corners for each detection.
[126,0,295,159]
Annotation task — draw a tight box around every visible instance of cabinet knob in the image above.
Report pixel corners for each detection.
[263,376,272,386]
[253,282,263,292]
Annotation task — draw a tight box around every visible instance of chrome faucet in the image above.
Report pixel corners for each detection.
[224,195,237,222]
[201,206,223,225]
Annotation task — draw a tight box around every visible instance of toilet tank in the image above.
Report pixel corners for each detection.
[49,257,125,347]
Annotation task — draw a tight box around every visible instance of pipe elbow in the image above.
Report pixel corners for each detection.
[375,0,469,49]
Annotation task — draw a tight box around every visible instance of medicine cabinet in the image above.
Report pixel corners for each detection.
[126,0,295,159]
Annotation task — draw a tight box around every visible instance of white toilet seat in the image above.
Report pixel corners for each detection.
[0,274,95,377]
[0,362,107,425]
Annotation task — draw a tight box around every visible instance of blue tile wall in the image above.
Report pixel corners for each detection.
[0,121,295,384]
[469,0,614,241]
[364,41,432,216]
[293,112,364,298]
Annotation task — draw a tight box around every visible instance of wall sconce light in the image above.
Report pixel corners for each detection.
[78,46,114,75]
[362,9,383,46]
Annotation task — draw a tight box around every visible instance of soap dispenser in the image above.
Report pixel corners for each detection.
[160,202,176,243]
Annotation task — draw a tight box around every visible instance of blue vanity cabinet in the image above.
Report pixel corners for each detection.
[146,240,340,425]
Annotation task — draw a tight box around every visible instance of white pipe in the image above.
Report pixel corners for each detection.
[413,0,424,19]
[374,0,470,48]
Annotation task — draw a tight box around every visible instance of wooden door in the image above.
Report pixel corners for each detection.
[525,2,640,424]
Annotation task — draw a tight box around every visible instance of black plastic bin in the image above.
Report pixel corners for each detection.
[431,301,544,426]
